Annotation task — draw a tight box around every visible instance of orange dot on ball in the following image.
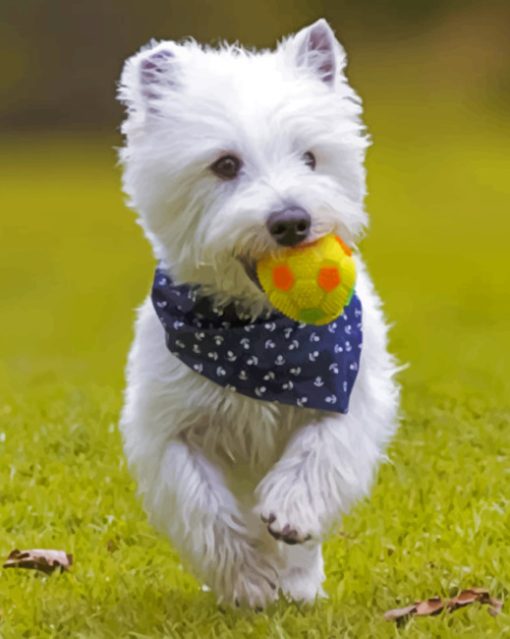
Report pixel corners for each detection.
[272,264,294,291]
[318,266,341,292]
[334,236,352,256]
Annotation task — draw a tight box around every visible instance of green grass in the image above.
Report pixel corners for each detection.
[1,96,509,637]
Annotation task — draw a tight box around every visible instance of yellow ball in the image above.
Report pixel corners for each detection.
[256,234,356,326]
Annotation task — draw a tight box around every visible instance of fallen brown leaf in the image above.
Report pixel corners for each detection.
[384,598,444,622]
[448,587,489,610]
[385,588,503,623]
[447,588,503,617]
[3,549,73,575]
[415,597,444,616]
[488,599,503,617]
[383,604,418,622]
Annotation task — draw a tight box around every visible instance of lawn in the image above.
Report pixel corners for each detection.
[0,97,509,637]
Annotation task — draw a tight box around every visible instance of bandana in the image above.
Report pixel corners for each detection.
[151,268,362,413]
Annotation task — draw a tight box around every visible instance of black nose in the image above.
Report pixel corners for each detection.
[266,207,311,247]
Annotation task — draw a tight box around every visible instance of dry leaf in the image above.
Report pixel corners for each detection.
[3,549,73,575]
[383,599,444,623]
[448,587,489,610]
[488,599,503,617]
[385,588,503,623]
[447,588,503,617]
[415,597,444,616]
[383,604,418,622]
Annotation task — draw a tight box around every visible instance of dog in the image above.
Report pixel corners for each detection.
[117,18,399,608]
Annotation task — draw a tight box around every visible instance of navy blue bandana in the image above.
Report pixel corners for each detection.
[151,268,362,413]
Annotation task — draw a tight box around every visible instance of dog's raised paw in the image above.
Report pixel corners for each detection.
[256,476,323,544]
[261,512,314,545]
[268,522,311,545]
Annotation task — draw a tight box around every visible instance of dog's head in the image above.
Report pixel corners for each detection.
[118,19,369,305]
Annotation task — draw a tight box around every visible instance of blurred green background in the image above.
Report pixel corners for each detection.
[1,2,510,636]
[1,0,510,398]
[1,0,509,397]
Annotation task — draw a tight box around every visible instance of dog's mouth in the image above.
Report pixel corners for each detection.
[238,257,262,290]
[238,237,323,292]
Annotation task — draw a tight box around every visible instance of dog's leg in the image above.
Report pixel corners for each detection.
[140,438,279,608]
[255,411,383,545]
[278,542,326,603]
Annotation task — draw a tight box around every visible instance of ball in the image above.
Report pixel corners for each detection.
[256,234,356,326]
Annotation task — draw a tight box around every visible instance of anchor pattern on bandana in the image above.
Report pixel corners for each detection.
[151,268,363,413]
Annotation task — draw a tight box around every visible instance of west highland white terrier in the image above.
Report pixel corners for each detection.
[118,18,399,608]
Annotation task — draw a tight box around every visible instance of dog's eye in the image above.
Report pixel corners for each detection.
[303,151,316,170]
[210,155,242,180]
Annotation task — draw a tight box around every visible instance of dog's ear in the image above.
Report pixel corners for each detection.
[291,19,346,88]
[118,41,178,118]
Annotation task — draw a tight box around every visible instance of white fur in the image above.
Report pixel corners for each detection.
[118,19,399,608]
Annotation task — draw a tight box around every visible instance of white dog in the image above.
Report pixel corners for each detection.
[118,19,399,608]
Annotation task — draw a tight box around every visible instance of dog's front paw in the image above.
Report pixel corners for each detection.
[256,481,322,544]
[280,567,327,604]
[261,512,313,544]
[219,552,279,609]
